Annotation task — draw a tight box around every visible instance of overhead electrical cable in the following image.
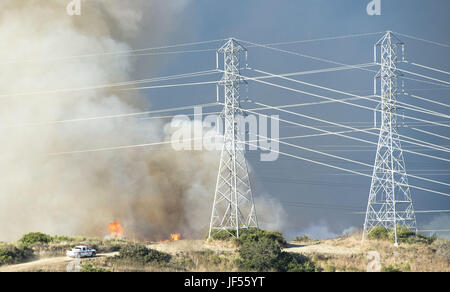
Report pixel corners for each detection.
[236,38,450,88]
[246,130,450,188]
[244,101,450,162]
[242,140,450,198]
[250,68,450,123]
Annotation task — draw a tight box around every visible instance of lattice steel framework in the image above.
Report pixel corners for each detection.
[363,31,417,245]
[208,39,258,239]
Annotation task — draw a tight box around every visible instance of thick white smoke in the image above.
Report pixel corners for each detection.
[0,0,285,242]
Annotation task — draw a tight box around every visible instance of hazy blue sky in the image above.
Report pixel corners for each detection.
[135,0,450,238]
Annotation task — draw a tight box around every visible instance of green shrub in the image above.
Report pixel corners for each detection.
[294,235,317,242]
[114,244,171,265]
[368,226,389,240]
[0,244,35,266]
[324,265,336,272]
[238,228,287,248]
[97,240,124,253]
[406,234,436,245]
[381,264,403,272]
[19,232,52,246]
[389,226,435,244]
[208,229,237,241]
[208,228,287,248]
[238,237,280,271]
[237,237,317,272]
[389,225,415,243]
[368,225,436,245]
[274,252,318,272]
[51,235,71,242]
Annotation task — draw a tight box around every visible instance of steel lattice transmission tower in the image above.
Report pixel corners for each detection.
[208,38,258,239]
[362,31,417,245]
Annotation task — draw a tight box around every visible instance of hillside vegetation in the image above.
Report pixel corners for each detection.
[290,229,449,272]
[0,229,448,272]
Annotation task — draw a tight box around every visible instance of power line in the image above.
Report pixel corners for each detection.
[405,93,450,109]
[0,39,226,64]
[244,99,450,163]
[0,63,376,99]
[0,102,220,128]
[0,31,385,64]
[393,31,450,49]
[247,63,377,78]
[275,128,377,141]
[407,62,450,76]
[242,140,450,198]
[281,201,363,212]
[411,127,450,141]
[0,31,385,65]
[256,176,366,189]
[249,68,450,126]
[248,129,450,188]
[396,130,450,153]
[224,68,450,130]
[0,96,381,128]
[1,48,219,65]
[280,121,450,128]
[335,93,450,120]
[377,63,450,86]
[417,230,450,232]
[255,102,450,162]
[350,210,450,214]
[237,38,450,88]
[281,200,450,214]
[256,32,383,46]
[243,105,450,185]
[0,69,220,98]
[47,137,204,156]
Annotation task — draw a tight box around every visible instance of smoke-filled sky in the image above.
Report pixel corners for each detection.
[0,0,448,241]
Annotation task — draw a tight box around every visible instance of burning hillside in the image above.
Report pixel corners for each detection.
[0,0,285,242]
[108,222,124,238]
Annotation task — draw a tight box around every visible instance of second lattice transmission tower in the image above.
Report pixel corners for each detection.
[208,38,258,239]
[363,31,417,245]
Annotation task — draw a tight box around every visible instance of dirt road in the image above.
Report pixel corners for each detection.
[0,252,118,272]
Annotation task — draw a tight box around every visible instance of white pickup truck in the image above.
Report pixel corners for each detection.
[66,245,96,258]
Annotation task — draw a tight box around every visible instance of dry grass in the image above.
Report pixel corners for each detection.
[147,239,236,255]
[286,234,450,272]
[2,235,448,272]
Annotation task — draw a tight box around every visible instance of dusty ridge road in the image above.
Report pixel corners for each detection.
[0,240,234,272]
[0,252,118,272]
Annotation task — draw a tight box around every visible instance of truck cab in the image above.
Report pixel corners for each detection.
[66,245,96,258]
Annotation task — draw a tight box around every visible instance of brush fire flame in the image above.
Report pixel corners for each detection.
[159,233,181,242]
[170,233,181,241]
[108,221,124,238]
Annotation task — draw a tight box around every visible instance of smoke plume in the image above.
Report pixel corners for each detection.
[0,0,284,241]
[422,215,450,239]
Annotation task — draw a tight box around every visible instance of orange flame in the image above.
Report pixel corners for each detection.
[108,221,124,238]
[170,233,181,241]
